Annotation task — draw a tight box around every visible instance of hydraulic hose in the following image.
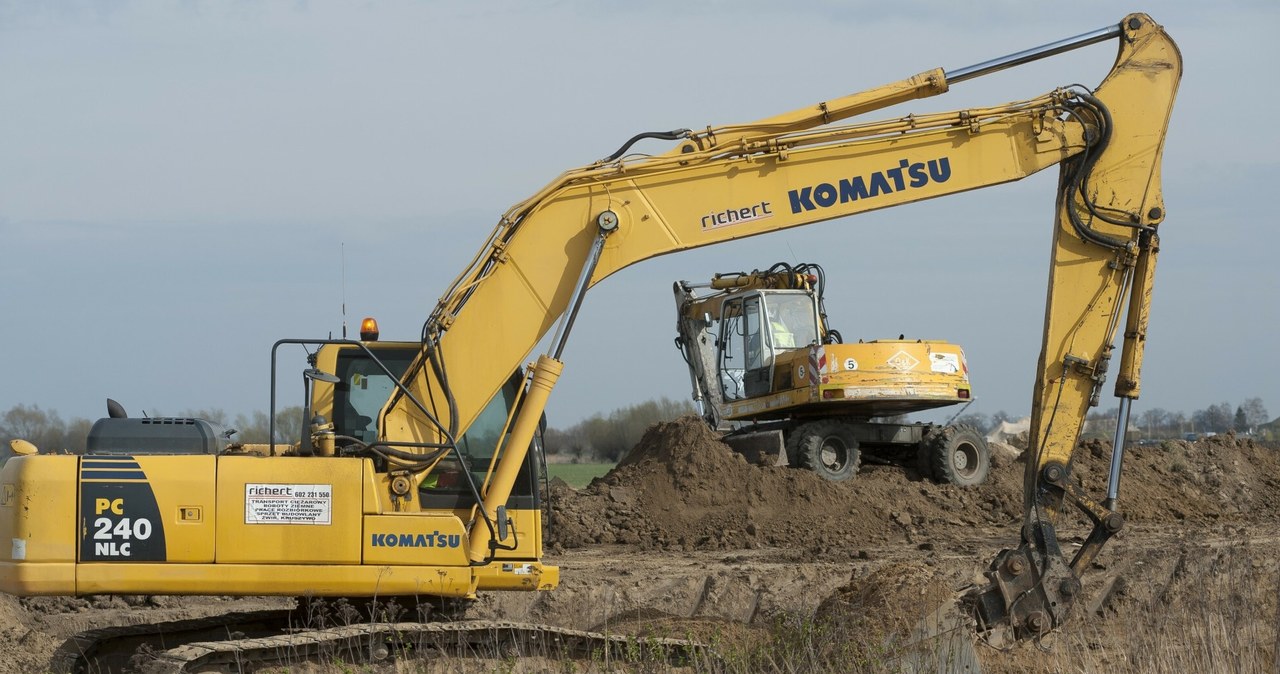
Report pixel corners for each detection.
[1062,94,1137,251]
[602,129,691,162]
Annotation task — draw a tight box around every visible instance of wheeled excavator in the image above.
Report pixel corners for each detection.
[0,13,1180,670]
[673,261,992,485]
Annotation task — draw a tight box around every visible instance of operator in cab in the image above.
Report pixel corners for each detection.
[768,298,817,350]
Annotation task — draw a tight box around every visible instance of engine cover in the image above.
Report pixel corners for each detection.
[86,418,226,455]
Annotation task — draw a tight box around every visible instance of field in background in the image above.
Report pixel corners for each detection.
[546,462,613,489]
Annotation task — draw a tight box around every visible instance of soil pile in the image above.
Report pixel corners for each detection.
[546,416,1026,557]
[1070,433,1280,524]
[546,418,1280,556]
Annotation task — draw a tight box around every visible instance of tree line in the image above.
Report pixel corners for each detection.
[955,397,1273,440]
[1088,397,1272,439]
[0,404,305,454]
[0,398,689,462]
[2,396,1271,460]
[543,397,695,463]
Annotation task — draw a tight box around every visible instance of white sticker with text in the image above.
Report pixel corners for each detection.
[245,483,333,525]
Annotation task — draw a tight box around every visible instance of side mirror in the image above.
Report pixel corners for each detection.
[304,368,341,384]
[495,505,510,542]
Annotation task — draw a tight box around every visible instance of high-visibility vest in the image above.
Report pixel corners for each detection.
[771,321,795,348]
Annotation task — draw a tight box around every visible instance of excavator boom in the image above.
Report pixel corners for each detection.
[386,19,1179,603]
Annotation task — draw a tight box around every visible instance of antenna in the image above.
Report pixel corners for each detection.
[341,243,347,339]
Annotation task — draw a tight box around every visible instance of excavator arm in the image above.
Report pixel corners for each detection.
[378,14,1178,641]
[968,18,1181,642]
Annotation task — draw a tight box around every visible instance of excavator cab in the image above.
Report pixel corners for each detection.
[328,345,417,443]
[718,291,820,400]
[308,340,544,513]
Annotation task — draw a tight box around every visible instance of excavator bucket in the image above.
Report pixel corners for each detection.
[722,429,789,467]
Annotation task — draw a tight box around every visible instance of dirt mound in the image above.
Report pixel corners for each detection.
[547,416,1026,556]
[1070,433,1280,524]
[547,418,1280,556]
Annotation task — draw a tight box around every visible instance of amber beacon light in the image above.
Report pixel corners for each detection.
[359,317,380,341]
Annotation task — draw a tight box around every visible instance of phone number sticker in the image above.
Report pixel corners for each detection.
[245,483,333,525]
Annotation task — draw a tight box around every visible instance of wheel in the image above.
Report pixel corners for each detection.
[925,424,990,486]
[787,420,860,481]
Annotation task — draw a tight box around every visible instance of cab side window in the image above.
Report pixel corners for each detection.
[419,374,540,510]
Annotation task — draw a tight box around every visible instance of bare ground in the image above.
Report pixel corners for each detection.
[3,418,1278,672]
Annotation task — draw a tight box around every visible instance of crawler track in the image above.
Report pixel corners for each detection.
[51,612,716,673]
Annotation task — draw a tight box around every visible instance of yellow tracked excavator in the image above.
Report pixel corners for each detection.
[1,12,1179,671]
[673,261,991,485]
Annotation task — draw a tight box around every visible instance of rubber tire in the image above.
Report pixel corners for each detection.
[926,424,991,487]
[787,420,860,482]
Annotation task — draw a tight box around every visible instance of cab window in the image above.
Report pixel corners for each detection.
[419,374,541,510]
[332,348,416,442]
[331,348,540,510]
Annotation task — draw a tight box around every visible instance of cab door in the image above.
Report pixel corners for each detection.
[718,295,770,399]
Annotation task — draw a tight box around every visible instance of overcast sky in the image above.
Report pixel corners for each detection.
[2,1,1275,431]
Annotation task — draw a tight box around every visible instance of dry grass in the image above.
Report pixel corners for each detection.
[255,538,1278,674]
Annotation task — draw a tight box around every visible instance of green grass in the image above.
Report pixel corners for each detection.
[547,462,614,488]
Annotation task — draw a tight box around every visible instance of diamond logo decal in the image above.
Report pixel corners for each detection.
[886,350,920,371]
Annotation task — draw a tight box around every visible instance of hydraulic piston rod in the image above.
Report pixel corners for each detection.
[1105,397,1132,511]
[945,21,1125,84]
[468,210,618,562]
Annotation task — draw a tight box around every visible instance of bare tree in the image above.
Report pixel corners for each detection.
[1,405,65,451]
[273,407,306,444]
[956,412,991,434]
[1240,397,1270,431]
[0,405,93,453]
[1138,407,1170,438]
[1192,402,1233,434]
